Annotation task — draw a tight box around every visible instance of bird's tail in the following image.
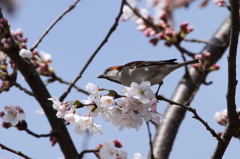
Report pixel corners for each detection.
[177,59,200,67]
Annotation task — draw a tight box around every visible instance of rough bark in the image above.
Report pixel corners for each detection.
[150,16,231,159]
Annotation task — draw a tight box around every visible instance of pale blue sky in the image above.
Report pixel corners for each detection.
[1,0,239,159]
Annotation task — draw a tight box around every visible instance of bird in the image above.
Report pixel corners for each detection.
[98,59,200,87]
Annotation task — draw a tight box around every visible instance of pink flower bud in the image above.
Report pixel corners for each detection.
[113,139,123,148]
[20,38,28,43]
[194,54,202,60]
[3,43,9,48]
[187,26,194,33]
[16,105,24,113]
[204,52,211,58]
[96,143,103,149]
[191,64,198,68]
[159,13,167,22]
[0,111,5,117]
[164,42,172,47]
[149,38,158,46]
[6,38,11,43]
[1,38,6,44]
[2,122,12,129]
[49,136,57,147]
[15,28,23,37]
[211,64,220,70]
[180,21,189,29]
[21,43,27,48]
[165,28,174,37]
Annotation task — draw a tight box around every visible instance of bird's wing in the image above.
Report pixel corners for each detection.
[124,59,178,69]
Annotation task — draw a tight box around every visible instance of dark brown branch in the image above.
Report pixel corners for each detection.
[149,16,231,159]
[30,0,81,51]
[174,43,196,58]
[24,128,56,138]
[1,10,79,159]
[59,0,126,102]
[146,122,154,159]
[78,149,100,159]
[157,95,222,141]
[12,81,34,96]
[0,143,32,159]
[51,74,89,96]
[211,0,239,158]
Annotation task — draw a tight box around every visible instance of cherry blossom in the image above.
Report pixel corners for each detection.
[2,105,26,126]
[48,97,68,118]
[88,122,103,136]
[117,149,128,159]
[86,83,100,100]
[100,96,114,109]
[99,141,118,159]
[39,51,52,62]
[130,81,155,104]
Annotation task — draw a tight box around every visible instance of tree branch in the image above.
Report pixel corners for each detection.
[0,143,32,159]
[12,81,34,96]
[146,121,154,159]
[51,73,89,95]
[30,0,81,51]
[78,149,100,159]
[211,0,239,158]
[149,16,231,159]
[59,0,126,102]
[157,95,222,141]
[0,10,79,159]
[24,128,57,138]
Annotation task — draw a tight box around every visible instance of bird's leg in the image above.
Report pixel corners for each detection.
[155,81,163,96]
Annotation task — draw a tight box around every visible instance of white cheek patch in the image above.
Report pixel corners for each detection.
[107,69,119,77]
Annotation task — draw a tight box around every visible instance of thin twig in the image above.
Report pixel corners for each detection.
[174,44,196,58]
[184,38,227,47]
[146,122,154,159]
[30,0,81,51]
[12,81,34,96]
[52,74,89,95]
[59,0,126,102]
[157,95,223,142]
[24,128,57,138]
[78,149,100,159]
[0,143,32,159]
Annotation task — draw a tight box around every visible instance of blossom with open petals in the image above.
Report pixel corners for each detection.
[86,83,100,100]
[130,81,155,104]
[99,141,118,159]
[2,105,26,126]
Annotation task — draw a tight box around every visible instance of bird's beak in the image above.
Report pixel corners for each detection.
[97,74,105,78]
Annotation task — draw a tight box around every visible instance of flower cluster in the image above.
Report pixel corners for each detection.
[121,0,194,46]
[48,81,163,136]
[0,105,26,128]
[99,140,127,159]
[0,20,54,93]
[192,52,220,73]
[48,97,103,136]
